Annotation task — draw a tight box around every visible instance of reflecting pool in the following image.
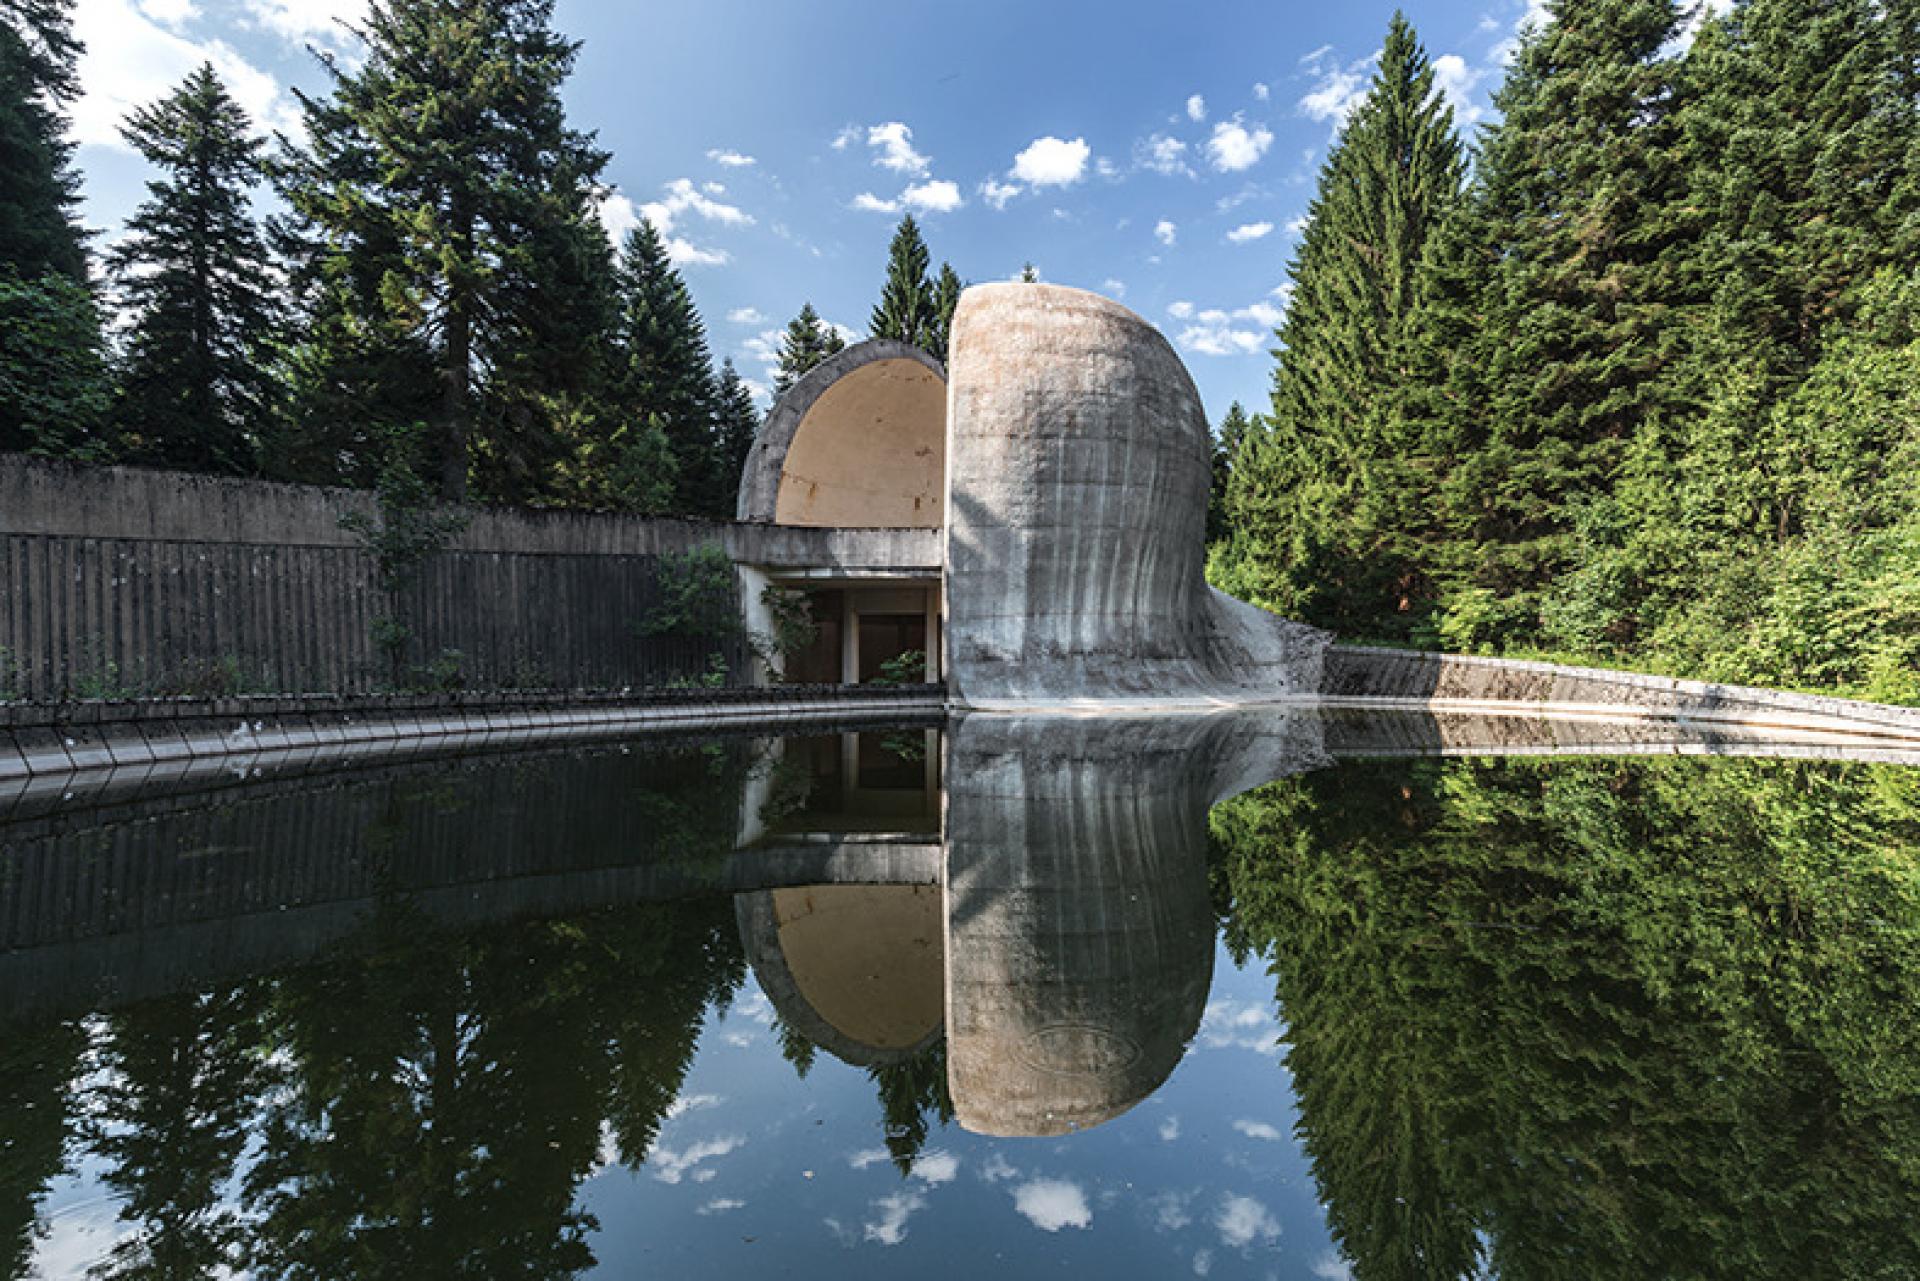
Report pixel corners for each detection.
[4,709,1920,1279]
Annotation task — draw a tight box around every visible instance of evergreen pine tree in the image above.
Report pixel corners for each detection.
[0,0,86,281]
[1219,13,1465,635]
[1428,0,1690,648]
[275,0,613,503]
[869,214,936,349]
[1208,401,1253,544]
[772,302,844,394]
[1019,262,1038,283]
[929,262,963,363]
[712,358,760,509]
[110,64,281,475]
[609,219,720,516]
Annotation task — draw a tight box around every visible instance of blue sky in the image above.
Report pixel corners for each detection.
[64,0,1554,415]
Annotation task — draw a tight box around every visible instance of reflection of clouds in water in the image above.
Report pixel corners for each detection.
[977,1151,1019,1184]
[1215,1193,1282,1247]
[32,1195,130,1278]
[849,1147,892,1170]
[1148,1189,1194,1232]
[1312,1253,1355,1279]
[864,1190,927,1245]
[1013,1178,1093,1232]
[1199,999,1284,1056]
[649,1135,744,1184]
[698,1198,746,1215]
[1192,1246,1215,1276]
[1232,1118,1284,1142]
[722,1030,756,1048]
[735,989,776,1025]
[665,1092,722,1120]
[910,1150,960,1185]
[1159,1114,1181,1141]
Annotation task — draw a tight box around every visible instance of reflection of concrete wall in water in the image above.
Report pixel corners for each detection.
[943,285,1328,705]
[942,715,1224,1136]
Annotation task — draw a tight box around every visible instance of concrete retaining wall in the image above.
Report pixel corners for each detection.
[1322,644,1920,742]
[0,455,940,699]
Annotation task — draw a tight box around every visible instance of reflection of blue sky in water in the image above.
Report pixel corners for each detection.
[573,938,1341,1281]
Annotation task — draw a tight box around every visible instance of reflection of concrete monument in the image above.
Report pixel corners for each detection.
[738,285,1329,706]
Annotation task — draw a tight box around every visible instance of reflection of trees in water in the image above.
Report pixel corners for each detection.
[88,988,274,1280]
[1211,756,1920,1281]
[873,1041,954,1175]
[0,1021,86,1280]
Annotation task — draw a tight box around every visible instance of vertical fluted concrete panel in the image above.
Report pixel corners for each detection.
[942,714,1219,1137]
[943,284,1327,705]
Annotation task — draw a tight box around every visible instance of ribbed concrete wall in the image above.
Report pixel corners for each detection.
[943,285,1326,705]
[0,455,939,699]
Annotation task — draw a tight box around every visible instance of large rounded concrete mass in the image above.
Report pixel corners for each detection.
[943,284,1326,705]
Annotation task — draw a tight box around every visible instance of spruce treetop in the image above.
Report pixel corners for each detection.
[870,214,937,350]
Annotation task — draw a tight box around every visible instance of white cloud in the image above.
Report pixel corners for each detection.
[598,192,639,244]
[1150,1190,1194,1232]
[1186,93,1207,122]
[1102,277,1127,298]
[665,238,728,267]
[1013,1179,1092,1232]
[1168,300,1195,319]
[1285,214,1311,236]
[980,178,1022,210]
[707,148,756,167]
[851,192,900,214]
[1194,1249,1215,1276]
[849,1148,893,1170]
[1178,316,1266,357]
[1207,117,1275,172]
[664,1093,723,1120]
[641,177,754,234]
[698,1198,746,1215]
[910,1150,960,1185]
[902,179,963,213]
[73,0,298,150]
[1431,53,1485,125]
[1227,221,1274,243]
[1238,301,1284,327]
[1012,135,1090,187]
[866,121,930,176]
[240,0,367,50]
[1216,1194,1282,1248]
[978,1153,1020,1184]
[1136,133,1193,177]
[136,0,197,24]
[1198,997,1285,1053]
[727,307,765,325]
[650,1135,744,1185]
[1299,48,1374,126]
[1155,219,1178,247]
[1252,82,1270,101]
[1159,1115,1181,1141]
[864,1191,926,1245]
[1312,1255,1355,1280]
[1233,1119,1285,1142]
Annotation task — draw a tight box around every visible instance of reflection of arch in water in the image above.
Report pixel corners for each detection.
[735,882,944,1068]
[737,340,946,528]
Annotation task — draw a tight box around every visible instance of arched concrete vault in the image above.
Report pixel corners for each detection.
[737,340,947,528]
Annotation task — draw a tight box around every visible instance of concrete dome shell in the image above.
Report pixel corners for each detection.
[734,882,945,1069]
[736,339,947,528]
[943,283,1327,706]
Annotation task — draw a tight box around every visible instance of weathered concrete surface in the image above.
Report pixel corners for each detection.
[737,340,947,528]
[943,284,1327,706]
[1322,644,1920,744]
[735,880,945,1068]
[942,714,1295,1136]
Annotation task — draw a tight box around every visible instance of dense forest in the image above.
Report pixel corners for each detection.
[0,0,961,518]
[1212,0,1920,701]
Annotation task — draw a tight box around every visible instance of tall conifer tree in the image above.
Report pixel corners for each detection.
[0,0,85,281]
[610,219,721,516]
[929,262,963,363]
[712,358,759,507]
[1429,0,1689,646]
[1218,14,1465,634]
[110,65,280,475]
[869,215,936,350]
[772,302,844,394]
[276,0,613,502]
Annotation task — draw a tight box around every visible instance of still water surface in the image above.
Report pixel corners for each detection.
[4,710,1920,1279]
